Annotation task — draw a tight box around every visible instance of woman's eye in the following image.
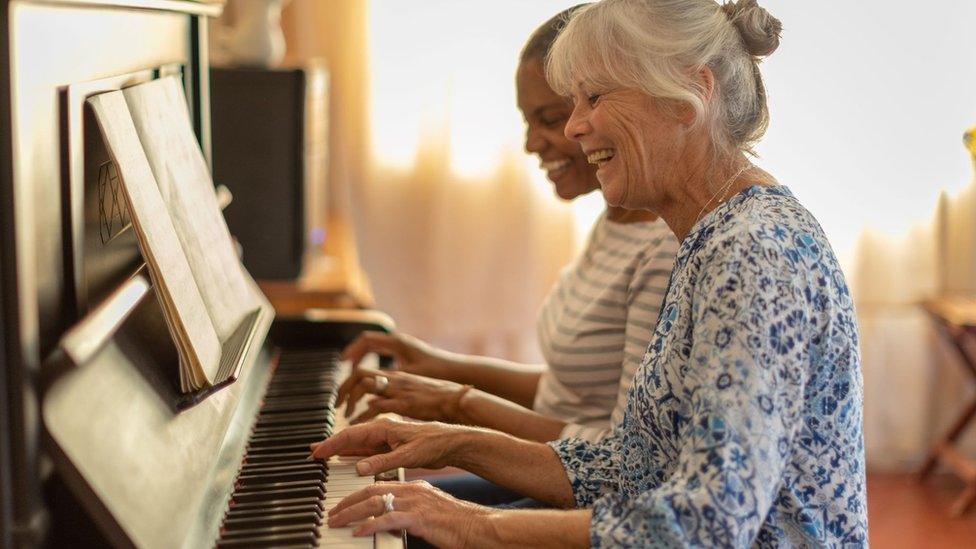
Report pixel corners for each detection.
[540,115,567,128]
[587,94,602,107]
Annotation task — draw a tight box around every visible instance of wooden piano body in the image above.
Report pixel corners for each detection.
[0,1,401,546]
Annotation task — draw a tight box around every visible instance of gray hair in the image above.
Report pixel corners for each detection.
[546,0,782,155]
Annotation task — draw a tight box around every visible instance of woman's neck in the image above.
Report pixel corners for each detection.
[655,154,772,242]
[605,205,658,224]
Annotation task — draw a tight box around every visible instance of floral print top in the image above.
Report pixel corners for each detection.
[549,186,867,547]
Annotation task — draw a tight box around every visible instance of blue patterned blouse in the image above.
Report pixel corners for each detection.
[549,185,867,547]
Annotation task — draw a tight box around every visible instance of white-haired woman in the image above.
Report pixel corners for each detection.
[311,1,868,546]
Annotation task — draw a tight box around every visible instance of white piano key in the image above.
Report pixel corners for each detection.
[315,365,404,548]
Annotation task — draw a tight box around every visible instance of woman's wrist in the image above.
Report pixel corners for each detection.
[469,509,510,549]
[443,384,474,423]
[420,352,460,381]
[443,425,496,470]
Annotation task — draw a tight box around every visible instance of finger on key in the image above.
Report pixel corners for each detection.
[341,332,403,368]
[353,511,413,537]
[343,376,380,418]
[328,482,401,516]
[309,423,388,460]
[328,494,395,527]
[351,398,407,425]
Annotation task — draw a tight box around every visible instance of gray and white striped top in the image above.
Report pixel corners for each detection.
[534,211,678,442]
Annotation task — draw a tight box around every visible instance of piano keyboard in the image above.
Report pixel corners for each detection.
[215,348,396,548]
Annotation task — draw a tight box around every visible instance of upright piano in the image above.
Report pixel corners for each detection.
[0,1,403,547]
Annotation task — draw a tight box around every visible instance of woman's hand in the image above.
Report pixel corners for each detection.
[341,331,450,379]
[309,417,470,475]
[341,368,470,424]
[326,480,493,546]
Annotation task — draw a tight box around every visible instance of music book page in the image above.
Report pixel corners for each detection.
[122,76,261,342]
[88,92,222,390]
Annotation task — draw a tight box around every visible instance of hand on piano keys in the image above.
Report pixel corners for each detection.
[337,367,472,425]
[309,418,494,547]
[216,349,405,548]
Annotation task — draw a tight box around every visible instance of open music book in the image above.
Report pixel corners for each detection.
[88,77,262,392]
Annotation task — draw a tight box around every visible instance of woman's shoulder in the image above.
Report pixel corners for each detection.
[697,185,841,278]
[707,185,826,246]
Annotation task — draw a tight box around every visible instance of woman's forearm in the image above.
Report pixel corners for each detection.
[448,428,576,507]
[457,389,566,442]
[476,509,591,549]
[437,353,544,408]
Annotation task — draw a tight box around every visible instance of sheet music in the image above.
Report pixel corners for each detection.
[88,92,222,388]
[122,77,260,342]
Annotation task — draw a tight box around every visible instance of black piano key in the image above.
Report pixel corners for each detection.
[268,376,333,383]
[269,370,335,379]
[262,387,334,398]
[219,525,320,542]
[215,532,316,548]
[263,392,331,403]
[250,423,329,434]
[252,428,332,440]
[255,411,332,425]
[249,426,329,438]
[226,503,322,519]
[258,403,331,414]
[228,496,324,511]
[241,452,311,465]
[234,471,327,490]
[245,444,318,456]
[240,463,325,477]
[222,511,322,530]
[235,473,325,487]
[247,435,328,449]
[232,485,324,504]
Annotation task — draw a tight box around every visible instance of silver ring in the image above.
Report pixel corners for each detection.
[373,375,390,396]
[381,492,395,514]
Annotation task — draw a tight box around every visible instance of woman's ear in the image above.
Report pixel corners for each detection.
[678,66,716,126]
[697,66,716,102]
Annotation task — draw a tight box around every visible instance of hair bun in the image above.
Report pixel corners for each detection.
[722,0,782,57]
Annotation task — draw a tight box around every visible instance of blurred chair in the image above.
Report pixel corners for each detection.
[919,296,976,516]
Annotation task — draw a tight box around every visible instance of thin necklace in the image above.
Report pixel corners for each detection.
[693,163,752,227]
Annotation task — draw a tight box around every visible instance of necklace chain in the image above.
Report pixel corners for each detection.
[693,163,753,228]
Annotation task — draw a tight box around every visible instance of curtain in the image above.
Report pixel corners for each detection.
[280,0,578,361]
[852,162,976,471]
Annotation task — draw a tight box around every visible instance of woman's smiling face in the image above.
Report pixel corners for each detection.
[563,84,687,210]
[516,58,600,200]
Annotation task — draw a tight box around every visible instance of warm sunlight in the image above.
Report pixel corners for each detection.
[368,0,603,245]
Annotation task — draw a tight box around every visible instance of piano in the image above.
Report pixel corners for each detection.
[0,1,404,547]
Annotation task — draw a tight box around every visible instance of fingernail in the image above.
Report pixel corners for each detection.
[353,526,366,537]
[357,461,373,475]
[305,455,314,462]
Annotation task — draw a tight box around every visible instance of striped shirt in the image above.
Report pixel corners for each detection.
[534,211,678,442]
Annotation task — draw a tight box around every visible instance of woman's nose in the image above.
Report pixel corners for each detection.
[564,105,589,142]
[524,128,546,154]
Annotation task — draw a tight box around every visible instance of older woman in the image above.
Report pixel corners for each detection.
[312,1,868,547]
